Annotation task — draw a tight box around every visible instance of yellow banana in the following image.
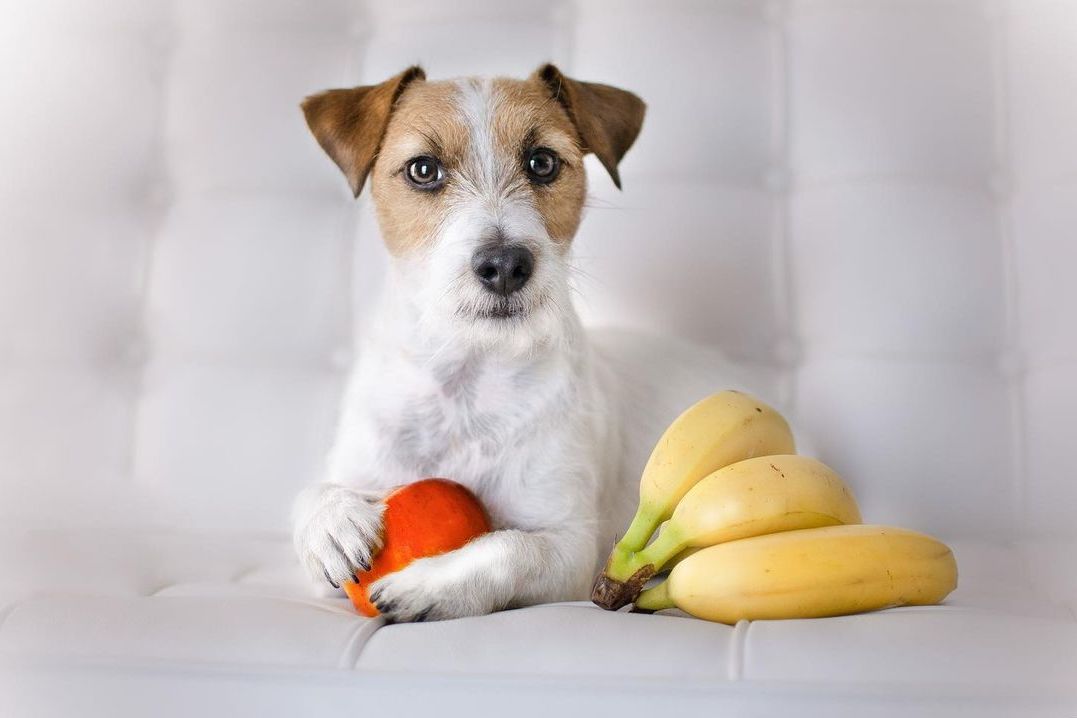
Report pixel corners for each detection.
[601,455,861,605]
[593,390,795,609]
[634,524,958,624]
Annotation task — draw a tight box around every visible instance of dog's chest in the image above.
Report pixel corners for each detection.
[379,353,572,481]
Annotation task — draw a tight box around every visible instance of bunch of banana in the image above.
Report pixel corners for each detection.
[591,390,796,609]
[591,390,958,623]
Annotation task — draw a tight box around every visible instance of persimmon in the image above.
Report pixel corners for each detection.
[343,478,491,617]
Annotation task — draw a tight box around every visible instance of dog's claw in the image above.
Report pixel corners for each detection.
[370,587,397,616]
[294,484,384,590]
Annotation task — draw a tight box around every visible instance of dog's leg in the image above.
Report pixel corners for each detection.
[292,481,387,590]
[366,526,595,622]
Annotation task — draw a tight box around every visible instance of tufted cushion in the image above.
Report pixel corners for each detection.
[1,0,1076,714]
[1,529,1074,717]
[2,0,1076,543]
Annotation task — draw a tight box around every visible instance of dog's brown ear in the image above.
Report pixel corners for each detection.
[301,66,426,197]
[532,63,645,189]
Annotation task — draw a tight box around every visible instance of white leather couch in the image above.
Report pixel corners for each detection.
[1,1,1075,715]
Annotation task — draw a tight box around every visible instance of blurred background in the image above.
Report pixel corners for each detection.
[0,0,1074,602]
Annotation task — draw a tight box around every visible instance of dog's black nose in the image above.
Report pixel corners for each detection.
[471,245,534,296]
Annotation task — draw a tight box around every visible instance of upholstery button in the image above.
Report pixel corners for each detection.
[988,170,1011,200]
[775,338,801,367]
[330,348,353,370]
[147,28,173,54]
[981,0,1005,20]
[552,2,572,26]
[765,167,790,192]
[763,0,787,24]
[997,350,1024,379]
[125,338,148,366]
[147,180,171,208]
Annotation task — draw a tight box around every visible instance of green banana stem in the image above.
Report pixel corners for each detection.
[633,525,687,573]
[606,522,688,582]
[635,580,675,612]
[615,504,663,555]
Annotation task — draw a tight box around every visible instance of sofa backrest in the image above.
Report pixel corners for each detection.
[1,0,1074,543]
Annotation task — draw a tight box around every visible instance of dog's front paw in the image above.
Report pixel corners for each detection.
[368,552,496,622]
[293,483,385,589]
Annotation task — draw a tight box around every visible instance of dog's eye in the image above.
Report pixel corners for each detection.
[405,156,445,189]
[526,148,560,184]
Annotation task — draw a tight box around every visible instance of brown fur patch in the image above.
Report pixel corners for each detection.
[370,81,468,256]
[490,78,587,245]
[533,64,646,190]
[301,67,425,197]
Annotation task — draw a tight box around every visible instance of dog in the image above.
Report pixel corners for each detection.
[292,64,777,622]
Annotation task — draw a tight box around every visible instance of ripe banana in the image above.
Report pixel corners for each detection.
[599,455,861,606]
[634,524,958,624]
[593,390,795,609]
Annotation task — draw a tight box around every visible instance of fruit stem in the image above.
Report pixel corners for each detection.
[634,580,674,612]
[605,505,663,583]
[633,526,688,575]
[614,504,662,556]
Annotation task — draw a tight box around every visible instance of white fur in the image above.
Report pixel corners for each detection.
[292,78,779,621]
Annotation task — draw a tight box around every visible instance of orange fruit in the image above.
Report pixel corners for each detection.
[343,478,491,616]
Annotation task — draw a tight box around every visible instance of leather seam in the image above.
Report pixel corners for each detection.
[728,619,750,681]
[342,604,597,671]
[342,617,386,669]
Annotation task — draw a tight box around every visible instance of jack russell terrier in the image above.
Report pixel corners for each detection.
[292,64,777,622]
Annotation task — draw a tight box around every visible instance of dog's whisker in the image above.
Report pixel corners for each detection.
[582,192,623,210]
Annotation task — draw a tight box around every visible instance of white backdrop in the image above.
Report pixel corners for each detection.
[0,0,1074,574]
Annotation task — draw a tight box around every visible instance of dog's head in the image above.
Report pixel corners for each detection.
[302,65,645,354]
